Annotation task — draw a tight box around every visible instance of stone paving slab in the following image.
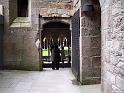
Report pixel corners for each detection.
[0,68,101,93]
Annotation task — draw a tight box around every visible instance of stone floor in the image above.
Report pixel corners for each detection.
[0,68,101,93]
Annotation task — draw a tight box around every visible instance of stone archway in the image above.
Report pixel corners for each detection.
[40,21,71,68]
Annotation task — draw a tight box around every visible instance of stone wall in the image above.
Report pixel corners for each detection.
[0,0,72,70]
[100,0,124,93]
[31,0,73,18]
[4,27,40,70]
[0,0,40,70]
[80,1,101,84]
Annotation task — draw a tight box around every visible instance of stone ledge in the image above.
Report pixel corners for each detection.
[10,17,31,28]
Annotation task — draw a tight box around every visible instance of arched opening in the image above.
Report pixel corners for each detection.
[42,37,48,49]
[58,37,61,47]
[50,38,53,46]
[63,37,67,47]
[43,22,70,28]
[37,0,101,87]
[41,21,71,68]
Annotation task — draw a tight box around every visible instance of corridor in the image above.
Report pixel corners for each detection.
[0,68,101,93]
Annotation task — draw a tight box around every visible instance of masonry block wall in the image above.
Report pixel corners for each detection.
[4,27,40,70]
[0,0,40,70]
[80,2,101,84]
[100,0,124,93]
[0,0,72,70]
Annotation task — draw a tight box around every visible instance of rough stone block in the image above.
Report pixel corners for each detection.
[101,9,111,30]
[81,28,101,36]
[116,76,124,91]
[91,36,101,48]
[102,80,113,93]
[92,57,101,68]
[82,48,101,57]
[82,36,101,48]
[112,85,124,93]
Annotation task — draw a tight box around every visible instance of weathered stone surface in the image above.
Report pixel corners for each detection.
[80,1,101,85]
[0,0,72,71]
[112,85,124,93]
[3,27,39,70]
[82,36,101,48]
[101,0,124,93]
[31,1,73,17]
[1,0,124,93]
[82,48,101,57]
[115,76,124,91]
[92,57,101,68]
[102,80,113,93]
[40,3,73,17]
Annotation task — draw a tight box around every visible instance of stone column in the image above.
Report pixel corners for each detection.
[100,0,124,93]
[80,2,101,84]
